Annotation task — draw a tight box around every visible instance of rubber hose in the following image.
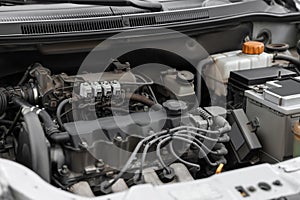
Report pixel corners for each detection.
[126,93,162,111]
[13,96,61,137]
[18,107,51,182]
[273,54,300,68]
[38,109,60,136]
[0,88,7,116]
[56,98,70,131]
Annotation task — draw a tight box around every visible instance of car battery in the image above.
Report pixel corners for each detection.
[228,66,296,109]
[245,77,300,161]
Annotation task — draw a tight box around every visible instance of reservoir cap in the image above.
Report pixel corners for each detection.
[163,100,188,116]
[242,41,265,55]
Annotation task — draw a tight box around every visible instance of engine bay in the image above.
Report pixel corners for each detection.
[0,17,299,198]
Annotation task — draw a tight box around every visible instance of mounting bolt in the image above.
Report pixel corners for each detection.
[96,159,105,169]
[80,141,88,149]
[100,181,112,194]
[162,167,175,181]
[61,165,69,176]
[115,136,123,142]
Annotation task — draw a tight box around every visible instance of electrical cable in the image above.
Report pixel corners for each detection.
[169,141,200,169]
[138,130,222,180]
[174,133,226,155]
[101,129,170,190]
[102,122,230,190]
[157,135,220,168]
[156,136,173,172]
[138,134,170,180]
[172,136,220,167]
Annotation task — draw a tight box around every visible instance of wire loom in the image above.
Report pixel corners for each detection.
[100,117,231,193]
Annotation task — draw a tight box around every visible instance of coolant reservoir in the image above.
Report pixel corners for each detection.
[203,41,273,97]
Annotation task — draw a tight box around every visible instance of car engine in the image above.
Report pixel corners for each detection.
[0,60,232,196]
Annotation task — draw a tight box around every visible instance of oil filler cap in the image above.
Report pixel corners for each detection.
[242,41,265,55]
[163,100,188,116]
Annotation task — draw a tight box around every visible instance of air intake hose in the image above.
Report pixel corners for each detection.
[0,84,37,116]
[12,96,50,182]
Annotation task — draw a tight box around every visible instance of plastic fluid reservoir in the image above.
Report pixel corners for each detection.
[203,41,273,97]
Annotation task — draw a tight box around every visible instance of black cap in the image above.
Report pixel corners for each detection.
[163,100,188,116]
